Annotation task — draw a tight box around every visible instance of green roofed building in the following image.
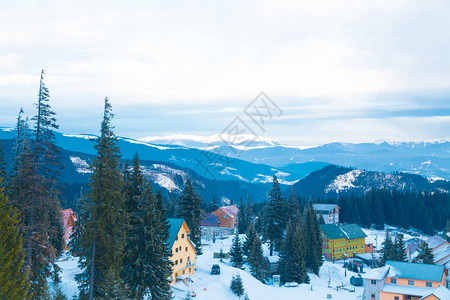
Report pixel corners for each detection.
[320,223,367,260]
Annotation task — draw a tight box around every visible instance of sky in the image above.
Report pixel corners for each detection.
[1,0,450,145]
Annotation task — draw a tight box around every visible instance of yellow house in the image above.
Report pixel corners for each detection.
[167,218,196,285]
[320,223,367,260]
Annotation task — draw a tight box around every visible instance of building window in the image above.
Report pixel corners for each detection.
[176,235,178,240]
[371,294,375,299]
[189,267,191,272]
[426,282,432,287]
[175,248,178,253]
[188,256,190,262]
[175,260,178,265]
[342,242,344,245]
[391,278,396,284]
[183,270,185,275]
[180,258,183,264]
[394,297,399,300]
[335,242,337,246]
[181,234,184,239]
[370,280,376,285]
[186,247,188,252]
[224,215,228,218]
[408,280,414,286]
[175,272,178,277]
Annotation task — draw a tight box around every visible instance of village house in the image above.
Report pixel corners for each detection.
[320,223,367,260]
[211,204,239,228]
[61,208,77,250]
[312,203,339,225]
[167,218,196,285]
[362,260,448,300]
[201,204,239,240]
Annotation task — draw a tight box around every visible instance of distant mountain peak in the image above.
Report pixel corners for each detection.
[138,134,281,148]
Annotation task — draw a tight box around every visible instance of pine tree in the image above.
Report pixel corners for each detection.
[416,241,434,264]
[303,205,323,275]
[247,234,269,283]
[230,232,244,268]
[209,195,219,212]
[237,197,248,234]
[0,182,30,299]
[243,223,257,257]
[0,141,6,188]
[246,195,253,218]
[8,71,64,297]
[76,98,127,299]
[278,221,309,284]
[263,175,287,255]
[394,234,407,262]
[287,190,301,226]
[123,179,172,299]
[230,274,245,299]
[382,231,395,264]
[177,178,203,254]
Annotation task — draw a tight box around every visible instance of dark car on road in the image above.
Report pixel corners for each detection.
[350,275,363,286]
[211,264,221,275]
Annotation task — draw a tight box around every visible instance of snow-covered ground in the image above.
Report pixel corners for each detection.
[171,235,366,300]
[55,227,428,299]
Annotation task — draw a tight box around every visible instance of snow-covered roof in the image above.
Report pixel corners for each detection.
[382,284,434,297]
[312,204,338,212]
[420,285,450,300]
[426,235,447,249]
[362,266,390,280]
[385,261,445,282]
[434,248,450,264]
[220,205,239,218]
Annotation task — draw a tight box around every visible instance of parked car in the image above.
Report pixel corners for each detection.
[350,275,363,286]
[211,264,221,275]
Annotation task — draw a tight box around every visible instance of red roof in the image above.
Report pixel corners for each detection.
[220,205,238,218]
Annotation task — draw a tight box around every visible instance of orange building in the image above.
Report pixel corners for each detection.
[61,208,77,249]
[167,218,196,285]
[211,205,239,228]
[362,261,448,300]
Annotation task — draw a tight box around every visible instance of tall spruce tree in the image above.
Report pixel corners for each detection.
[278,221,309,284]
[263,175,287,255]
[0,142,6,188]
[177,178,203,254]
[394,234,407,262]
[416,241,434,264]
[230,232,244,268]
[303,205,323,275]
[122,179,172,299]
[0,182,30,299]
[76,98,127,299]
[243,223,257,257]
[382,231,395,264]
[247,234,269,283]
[287,191,301,226]
[237,197,248,234]
[8,71,64,297]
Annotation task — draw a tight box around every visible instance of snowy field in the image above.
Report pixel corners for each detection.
[55,227,428,299]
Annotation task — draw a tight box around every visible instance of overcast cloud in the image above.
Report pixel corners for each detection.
[1,0,449,144]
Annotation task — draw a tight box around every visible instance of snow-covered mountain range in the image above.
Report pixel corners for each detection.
[1,127,449,202]
[138,134,450,181]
